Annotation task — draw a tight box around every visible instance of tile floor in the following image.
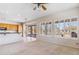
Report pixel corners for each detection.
[0,39,79,55]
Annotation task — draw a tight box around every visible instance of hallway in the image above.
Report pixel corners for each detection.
[0,39,79,55]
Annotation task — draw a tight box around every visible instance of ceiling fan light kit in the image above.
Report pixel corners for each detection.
[33,3,47,11]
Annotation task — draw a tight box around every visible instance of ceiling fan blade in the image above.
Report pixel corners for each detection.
[33,7,37,10]
[41,5,47,11]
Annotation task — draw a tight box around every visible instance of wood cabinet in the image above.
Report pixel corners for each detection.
[0,23,22,32]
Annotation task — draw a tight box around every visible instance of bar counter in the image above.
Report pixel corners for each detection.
[0,30,22,45]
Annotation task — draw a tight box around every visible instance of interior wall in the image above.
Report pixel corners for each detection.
[26,7,79,48]
[49,7,79,21]
[26,7,79,25]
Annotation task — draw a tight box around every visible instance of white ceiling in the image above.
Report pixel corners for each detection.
[0,3,78,23]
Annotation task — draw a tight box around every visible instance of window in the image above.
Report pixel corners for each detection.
[47,22,52,35]
[39,24,42,34]
[71,18,77,22]
[65,19,70,22]
[41,23,46,35]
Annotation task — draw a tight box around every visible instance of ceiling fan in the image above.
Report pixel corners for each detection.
[33,3,47,11]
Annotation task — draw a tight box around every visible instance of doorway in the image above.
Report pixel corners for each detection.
[28,25,37,38]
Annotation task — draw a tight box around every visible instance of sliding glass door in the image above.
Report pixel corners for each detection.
[27,25,37,37]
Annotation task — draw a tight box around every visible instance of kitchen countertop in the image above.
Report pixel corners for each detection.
[0,30,21,34]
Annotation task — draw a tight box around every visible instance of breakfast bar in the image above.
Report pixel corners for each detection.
[0,30,22,45]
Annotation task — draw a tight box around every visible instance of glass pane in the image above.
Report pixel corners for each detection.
[47,23,51,35]
[42,24,46,35]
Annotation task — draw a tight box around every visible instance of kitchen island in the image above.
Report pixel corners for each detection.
[0,30,22,45]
